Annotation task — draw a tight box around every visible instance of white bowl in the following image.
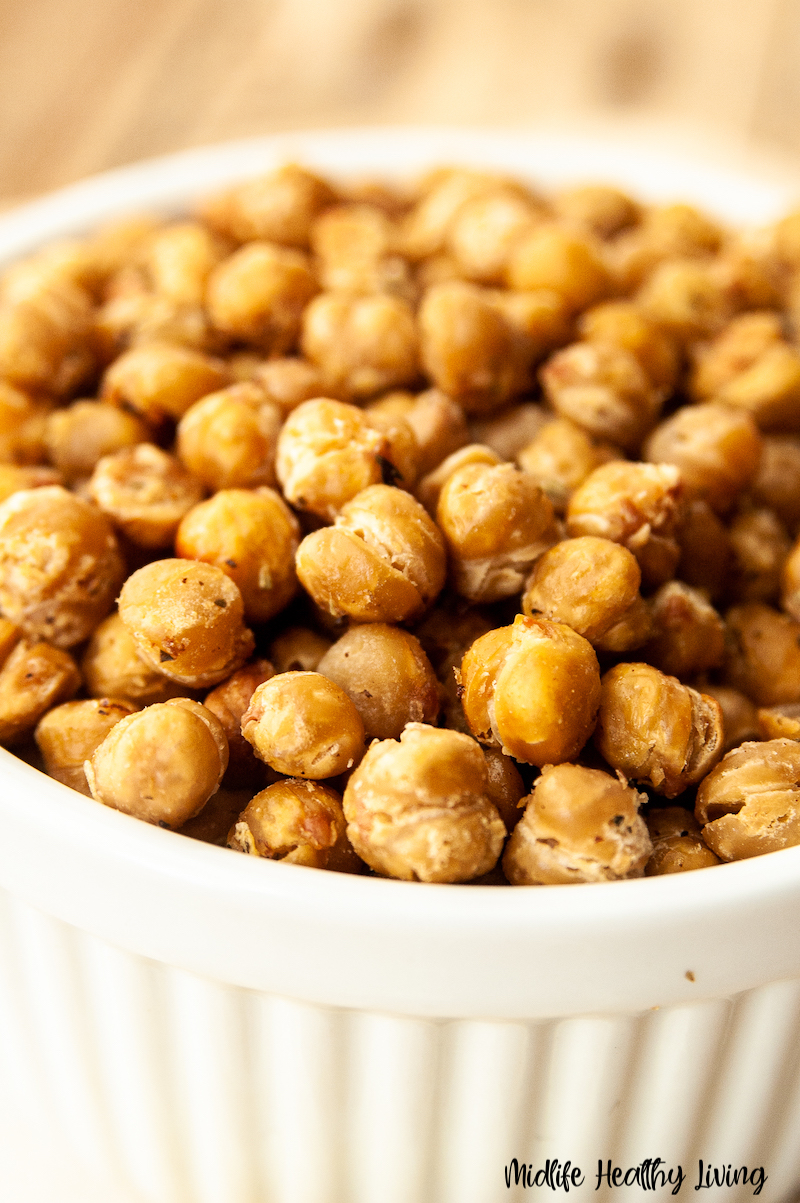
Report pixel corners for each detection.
[1,127,800,1203]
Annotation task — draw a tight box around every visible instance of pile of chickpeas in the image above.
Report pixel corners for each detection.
[3,161,800,886]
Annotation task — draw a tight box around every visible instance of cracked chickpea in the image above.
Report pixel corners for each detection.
[644,806,721,875]
[702,684,760,752]
[503,764,651,886]
[415,443,501,515]
[85,697,228,828]
[241,671,365,779]
[641,581,725,679]
[342,723,506,883]
[101,341,229,425]
[176,382,282,492]
[34,697,138,794]
[0,639,81,746]
[723,602,800,706]
[695,739,800,860]
[88,443,204,548]
[228,779,362,872]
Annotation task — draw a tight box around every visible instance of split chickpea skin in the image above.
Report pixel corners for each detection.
[6,157,800,883]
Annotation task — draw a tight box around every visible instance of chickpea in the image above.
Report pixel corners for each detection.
[34,697,138,794]
[316,623,439,740]
[342,723,505,882]
[241,671,365,779]
[229,779,362,872]
[675,499,731,601]
[566,461,683,587]
[695,739,800,859]
[0,464,61,504]
[296,484,446,625]
[144,221,226,306]
[436,461,555,602]
[269,627,332,674]
[517,417,620,512]
[487,287,571,368]
[522,536,649,650]
[459,614,601,767]
[44,400,149,482]
[203,659,275,787]
[506,223,612,312]
[301,292,419,401]
[0,486,124,648]
[750,434,800,531]
[724,602,800,706]
[0,381,52,465]
[200,164,336,248]
[0,639,81,746]
[401,168,518,261]
[540,340,662,452]
[85,697,228,828]
[482,747,526,832]
[644,806,721,875]
[95,287,218,359]
[471,401,550,462]
[88,443,204,548]
[101,341,229,424]
[0,618,21,664]
[0,280,96,395]
[446,189,540,283]
[310,203,411,298]
[701,684,760,752]
[253,356,325,416]
[757,703,800,741]
[400,388,469,477]
[503,764,651,885]
[554,184,640,240]
[594,663,724,797]
[361,408,419,489]
[612,202,723,290]
[176,383,282,492]
[727,506,790,604]
[579,301,679,390]
[782,533,800,620]
[206,242,317,352]
[175,487,299,624]
[118,559,254,689]
[642,581,725,679]
[415,443,501,515]
[689,311,784,401]
[637,258,731,342]
[713,342,800,431]
[414,599,495,734]
[81,612,189,705]
[643,403,762,514]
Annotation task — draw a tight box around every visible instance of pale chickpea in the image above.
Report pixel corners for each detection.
[296,484,446,625]
[459,614,601,767]
[517,417,620,512]
[641,581,725,679]
[269,627,332,674]
[200,164,336,248]
[701,684,760,752]
[579,300,679,390]
[176,383,282,492]
[436,461,555,602]
[644,806,721,875]
[413,599,495,734]
[506,222,612,312]
[675,499,731,601]
[301,292,419,401]
[750,434,800,531]
[342,723,506,883]
[0,640,81,746]
[316,623,439,740]
[44,400,149,482]
[0,486,124,648]
[175,487,299,624]
[206,242,317,352]
[695,739,800,859]
[689,311,784,401]
[101,341,229,424]
[471,401,550,462]
[229,779,362,872]
[727,507,790,604]
[503,764,650,885]
[144,221,227,306]
[594,663,724,797]
[637,258,731,343]
[415,443,502,515]
[88,443,204,548]
[0,381,52,465]
[643,403,762,514]
[85,698,228,828]
[118,559,254,689]
[554,184,640,240]
[724,602,800,706]
[34,698,138,794]
[241,671,365,779]
[82,612,189,705]
[203,659,275,787]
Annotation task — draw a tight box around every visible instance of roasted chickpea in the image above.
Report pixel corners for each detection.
[310,203,411,297]
[269,627,332,674]
[88,443,204,548]
[200,164,336,248]
[85,697,228,828]
[0,640,81,746]
[675,499,731,601]
[701,684,760,752]
[101,341,229,424]
[506,223,612,312]
[0,486,124,648]
[415,443,501,515]
[482,747,526,832]
[637,258,731,342]
[641,581,725,679]
[81,612,190,705]
[782,535,800,620]
[0,464,61,504]
[555,184,640,240]
[301,292,419,400]
[228,779,361,872]
[176,488,299,624]
[400,387,469,476]
[414,600,495,734]
[296,484,446,624]
[176,383,282,492]
[0,381,52,465]
[206,242,317,352]
[44,400,149,482]
[579,300,679,390]
[724,602,800,706]
[689,311,784,401]
[750,434,800,531]
[446,189,540,283]
[241,671,365,779]
[471,401,550,462]
[612,202,723,290]
[118,559,254,689]
[695,739,800,859]
[342,723,506,883]
[0,279,96,395]
[401,168,516,260]
[757,703,800,741]
[643,403,762,514]
[316,623,439,740]
[34,698,138,794]
[144,221,226,306]
[503,764,651,885]
[644,806,721,874]
[436,461,555,602]
[713,342,800,431]
[727,506,790,604]
[516,417,620,512]
[594,663,724,797]
[459,614,601,766]
[203,659,275,787]
[252,357,325,416]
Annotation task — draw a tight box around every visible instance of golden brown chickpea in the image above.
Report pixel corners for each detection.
[296,484,446,624]
[301,292,419,401]
[612,202,723,290]
[757,702,800,741]
[482,747,526,832]
[750,434,800,531]
[554,184,640,240]
[401,168,518,261]
[400,388,469,476]
[503,764,651,885]
[0,640,81,746]
[695,739,800,859]
[566,461,683,587]
[88,443,204,548]
[203,659,275,787]
[540,341,662,452]
[0,464,62,504]
[316,623,439,740]
[118,559,254,689]
[310,203,411,298]
[85,697,228,828]
[643,403,762,514]
[176,383,282,492]
[594,663,724,797]
[689,311,784,401]
[415,443,502,515]
[81,612,189,705]
[506,222,612,312]
[34,698,138,794]
[0,280,95,395]
[95,288,218,359]
[101,341,229,424]
[241,671,365,779]
[229,779,361,872]
[459,614,601,767]
[675,499,731,601]
[200,164,336,248]
[44,400,149,482]
[637,258,731,343]
[252,357,326,416]
[144,221,226,306]
[436,461,555,602]
[470,401,550,462]
[206,242,317,352]
[522,536,649,649]
[360,408,419,489]
[727,506,790,604]
[445,189,540,283]
[724,602,800,707]
[516,417,619,513]
[413,600,495,734]
[0,618,22,665]
[0,381,52,465]
[782,533,800,620]
[342,722,505,882]
[713,342,800,431]
[0,486,124,648]
[641,581,725,679]
[579,300,679,390]
[701,684,760,752]
[269,627,332,674]
[175,488,299,624]
[644,806,721,875]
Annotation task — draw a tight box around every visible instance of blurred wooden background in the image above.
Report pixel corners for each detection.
[2,0,800,206]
